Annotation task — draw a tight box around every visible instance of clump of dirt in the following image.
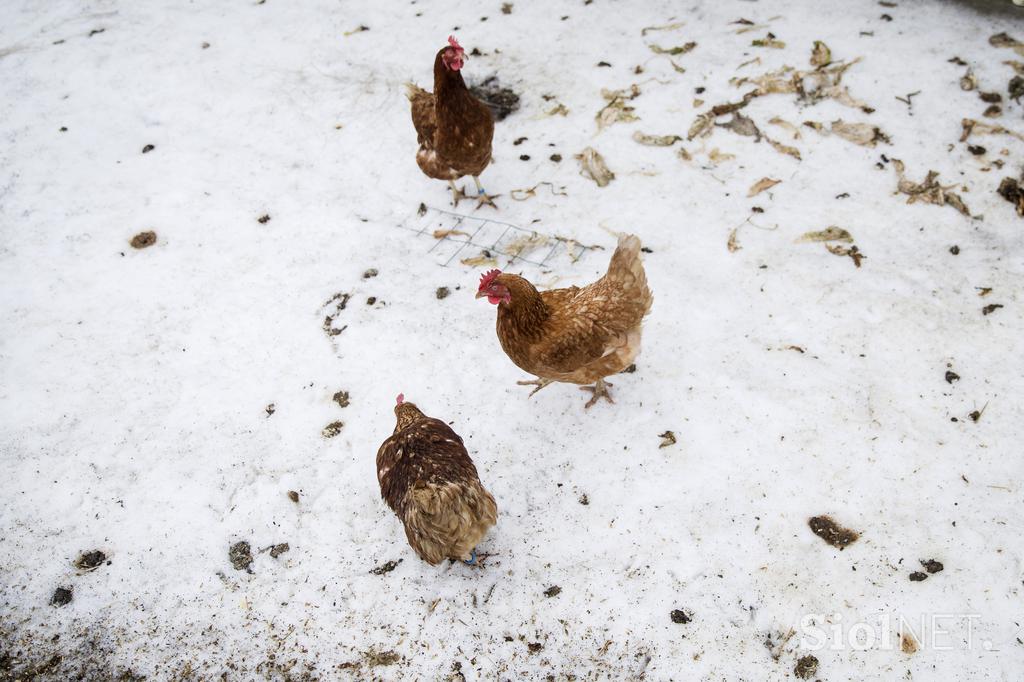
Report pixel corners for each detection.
[364,650,400,667]
[130,231,156,249]
[366,296,377,305]
[920,558,944,573]
[469,76,521,121]
[50,586,73,606]
[269,543,290,558]
[794,655,819,679]
[543,585,561,598]
[257,214,271,224]
[808,515,859,549]
[333,390,350,408]
[322,421,344,438]
[265,403,275,417]
[436,286,450,299]
[909,571,928,582]
[982,303,1003,316]
[229,541,253,571]
[287,490,299,503]
[74,550,108,571]
[322,292,351,337]
[363,268,378,278]
[945,371,960,384]
[670,609,692,624]
[370,559,403,575]
[997,177,1024,217]
[579,493,589,505]
[141,144,155,153]
[527,642,543,654]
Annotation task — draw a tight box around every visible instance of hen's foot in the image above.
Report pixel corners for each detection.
[476,190,499,210]
[458,549,493,568]
[516,377,553,397]
[448,181,469,207]
[580,379,615,409]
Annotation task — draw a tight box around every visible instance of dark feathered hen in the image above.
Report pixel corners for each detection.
[476,234,653,408]
[406,36,497,208]
[376,395,497,564]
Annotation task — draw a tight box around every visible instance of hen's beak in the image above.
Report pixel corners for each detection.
[474,290,486,299]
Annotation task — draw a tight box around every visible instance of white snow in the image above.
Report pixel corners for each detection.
[1,0,1023,679]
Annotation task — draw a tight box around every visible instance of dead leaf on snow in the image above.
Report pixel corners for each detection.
[688,113,715,141]
[828,120,891,147]
[748,177,781,197]
[641,21,685,36]
[891,159,971,216]
[1004,60,1024,75]
[658,431,677,448]
[769,116,802,140]
[716,112,762,140]
[960,69,977,91]
[767,136,802,160]
[596,85,641,130]
[727,227,742,252]
[460,254,498,267]
[989,32,1024,57]
[825,243,866,267]
[648,42,696,56]
[433,228,470,239]
[997,177,1024,217]
[545,103,570,116]
[708,148,735,164]
[811,40,832,67]
[960,118,1024,143]
[576,147,615,187]
[632,131,682,146]
[677,147,692,161]
[797,226,853,243]
[900,632,919,655]
[737,56,762,70]
[752,33,786,49]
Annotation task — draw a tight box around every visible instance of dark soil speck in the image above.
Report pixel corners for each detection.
[808,515,859,549]
[543,585,561,598]
[50,587,73,606]
[287,490,299,503]
[229,541,252,571]
[257,214,271,224]
[670,609,692,624]
[363,268,378,278]
[436,286,451,299]
[909,571,928,582]
[74,550,108,571]
[920,558,944,573]
[322,421,344,438]
[468,76,520,121]
[794,655,819,679]
[269,543,290,558]
[945,371,960,384]
[371,559,403,575]
[130,231,156,249]
[141,144,155,153]
[333,390,350,408]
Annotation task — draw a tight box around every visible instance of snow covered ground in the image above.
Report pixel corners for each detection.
[2,0,1023,679]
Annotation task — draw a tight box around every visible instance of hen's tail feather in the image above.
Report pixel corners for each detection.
[405,82,429,101]
[606,233,653,316]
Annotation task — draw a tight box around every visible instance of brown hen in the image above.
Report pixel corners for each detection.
[406,36,496,208]
[376,394,497,564]
[475,234,653,408]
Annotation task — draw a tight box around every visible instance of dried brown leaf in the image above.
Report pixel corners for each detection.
[641,21,685,36]
[768,117,802,140]
[748,177,781,197]
[460,254,498,267]
[433,229,470,239]
[649,42,696,56]
[632,131,682,146]
[830,120,891,147]
[717,112,761,140]
[798,226,853,243]
[959,118,1024,143]
[811,40,832,67]
[752,35,786,49]
[708,148,735,164]
[891,159,971,216]
[767,137,802,160]
[575,147,615,187]
[727,227,741,252]
[545,103,569,116]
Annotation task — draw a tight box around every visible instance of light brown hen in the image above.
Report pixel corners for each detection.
[475,234,653,408]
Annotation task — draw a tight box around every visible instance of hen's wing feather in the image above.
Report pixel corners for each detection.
[406,83,436,146]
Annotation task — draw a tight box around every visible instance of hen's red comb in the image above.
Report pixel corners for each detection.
[478,269,502,291]
[396,393,404,405]
[448,35,463,52]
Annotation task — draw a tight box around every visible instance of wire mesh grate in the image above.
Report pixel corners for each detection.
[398,205,601,271]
